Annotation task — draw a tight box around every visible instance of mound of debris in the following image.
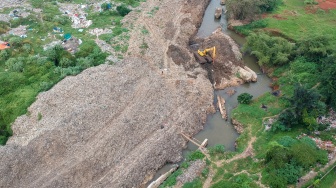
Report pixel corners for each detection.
[0,0,214,187]
[0,0,28,9]
[191,28,257,89]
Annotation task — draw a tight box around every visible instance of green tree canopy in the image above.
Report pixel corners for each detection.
[243,33,294,66]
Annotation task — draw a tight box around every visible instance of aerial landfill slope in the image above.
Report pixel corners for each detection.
[0,0,250,187]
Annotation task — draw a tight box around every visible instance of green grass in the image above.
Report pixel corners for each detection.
[160,169,183,188]
[318,168,336,188]
[264,0,336,43]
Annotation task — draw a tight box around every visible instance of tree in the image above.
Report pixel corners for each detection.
[296,35,332,62]
[227,0,282,20]
[226,0,262,20]
[265,145,292,169]
[259,0,283,12]
[46,45,64,66]
[289,84,322,120]
[319,56,336,108]
[237,93,253,104]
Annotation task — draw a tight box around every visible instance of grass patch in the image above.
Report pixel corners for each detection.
[159,169,183,188]
[234,20,268,36]
[263,0,336,43]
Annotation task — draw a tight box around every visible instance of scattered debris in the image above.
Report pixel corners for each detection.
[62,37,81,54]
[89,28,112,38]
[0,41,10,50]
[177,160,206,184]
[263,117,275,131]
[58,3,92,28]
[53,27,63,33]
[297,134,336,153]
[318,109,336,128]
[43,40,62,51]
[7,25,27,36]
[0,14,11,22]
[217,95,228,120]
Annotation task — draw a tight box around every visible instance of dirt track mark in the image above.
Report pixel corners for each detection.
[202,124,258,188]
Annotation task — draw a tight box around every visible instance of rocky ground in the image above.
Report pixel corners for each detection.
[0,0,254,187]
[0,0,27,9]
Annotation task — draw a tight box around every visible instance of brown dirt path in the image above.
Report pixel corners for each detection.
[202,123,261,188]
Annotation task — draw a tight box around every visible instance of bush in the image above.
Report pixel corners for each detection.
[296,35,332,62]
[259,0,283,12]
[243,33,294,66]
[226,0,262,20]
[186,150,205,161]
[237,93,253,104]
[209,144,225,155]
[319,56,336,108]
[277,136,298,147]
[227,0,282,20]
[160,169,182,187]
[116,5,131,16]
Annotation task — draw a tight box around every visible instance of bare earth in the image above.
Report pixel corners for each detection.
[0,0,252,187]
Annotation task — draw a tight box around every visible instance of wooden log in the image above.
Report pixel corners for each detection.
[217,95,228,120]
[180,132,202,147]
[147,165,178,188]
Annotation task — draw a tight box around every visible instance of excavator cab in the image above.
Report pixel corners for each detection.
[195,46,216,64]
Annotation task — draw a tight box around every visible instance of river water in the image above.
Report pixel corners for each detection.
[147,0,272,185]
[185,0,272,152]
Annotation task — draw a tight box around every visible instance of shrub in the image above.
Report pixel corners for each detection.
[209,144,225,155]
[243,33,294,66]
[186,150,205,161]
[160,169,182,187]
[237,93,253,104]
[259,0,283,12]
[277,136,298,147]
[5,58,24,72]
[226,0,262,20]
[116,5,131,16]
[296,35,332,62]
[304,0,318,5]
[227,0,282,20]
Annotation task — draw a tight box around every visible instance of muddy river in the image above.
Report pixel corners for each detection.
[186,0,272,152]
[148,0,272,184]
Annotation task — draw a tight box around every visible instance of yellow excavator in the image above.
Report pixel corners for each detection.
[197,46,216,64]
